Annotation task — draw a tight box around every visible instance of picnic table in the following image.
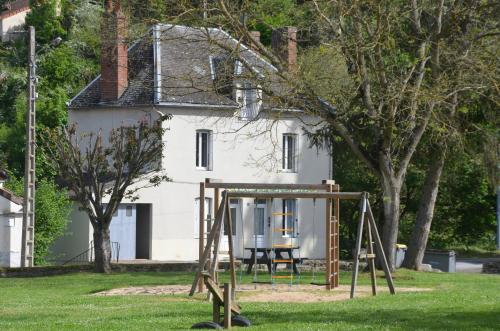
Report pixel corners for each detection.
[243,247,301,275]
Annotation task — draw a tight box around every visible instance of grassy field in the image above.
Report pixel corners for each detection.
[0,269,499,330]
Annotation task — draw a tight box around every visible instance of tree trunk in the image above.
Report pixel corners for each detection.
[403,150,445,270]
[380,175,402,271]
[93,224,112,273]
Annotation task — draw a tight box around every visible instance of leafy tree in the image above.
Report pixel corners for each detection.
[26,0,67,45]
[187,0,499,269]
[6,177,71,265]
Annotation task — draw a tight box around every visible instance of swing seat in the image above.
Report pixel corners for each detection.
[251,280,272,284]
[310,282,330,286]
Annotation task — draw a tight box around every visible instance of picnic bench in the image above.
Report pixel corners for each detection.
[243,247,301,275]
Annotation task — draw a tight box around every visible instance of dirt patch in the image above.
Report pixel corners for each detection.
[92,284,431,302]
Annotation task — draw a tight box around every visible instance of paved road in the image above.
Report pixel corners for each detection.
[456,258,500,273]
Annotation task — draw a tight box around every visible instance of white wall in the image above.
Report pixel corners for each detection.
[0,10,29,42]
[63,107,331,261]
[49,205,92,263]
[0,197,23,267]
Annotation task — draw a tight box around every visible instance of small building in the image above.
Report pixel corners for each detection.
[0,0,30,42]
[0,170,23,267]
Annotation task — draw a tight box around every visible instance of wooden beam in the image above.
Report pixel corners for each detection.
[213,187,220,283]
[189,194,227,296]
[350,193,367,299]
[225,196,237,296]
[366,215,377,296]
[198,182,205,293]
[366,200,396,295]
[333,184,340,288]
[223,283,232,329]
[226,191,363,199]
[325,183,332,290]
[205,182,330,190]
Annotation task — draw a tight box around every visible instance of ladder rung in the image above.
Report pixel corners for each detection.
[273,228,294,232]
[272,244,294,248]
[272,259,293,263]
[272,275,293,279]
[272,212,293,216]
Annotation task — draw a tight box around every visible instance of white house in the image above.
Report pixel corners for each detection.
[51,5,332,263]
[0,0,30,42]
[0,171,23,267]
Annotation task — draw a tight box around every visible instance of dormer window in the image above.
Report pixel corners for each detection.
[210,55,233,97]
[237,82,262,120]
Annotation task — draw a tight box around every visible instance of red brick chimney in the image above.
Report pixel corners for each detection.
[271,27,297,72]
[100,0,128,102]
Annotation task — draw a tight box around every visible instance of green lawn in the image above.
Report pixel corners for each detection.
[0,269,499,330]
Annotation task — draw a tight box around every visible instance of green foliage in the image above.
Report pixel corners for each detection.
[430,156,496,249]
[6,177,71,265]
[26,0,67,45]
[246,0,296,45]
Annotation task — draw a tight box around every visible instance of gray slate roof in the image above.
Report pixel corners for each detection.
[69,24,280,109]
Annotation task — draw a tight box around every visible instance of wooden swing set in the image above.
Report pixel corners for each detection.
[189,178,395,328]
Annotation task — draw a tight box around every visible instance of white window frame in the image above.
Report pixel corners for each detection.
[194,197,213,239]
[282,199,298,238]
[224,199,240,237]
[282,133,298,172]
[237,82,262,120]
[196,130,212,170]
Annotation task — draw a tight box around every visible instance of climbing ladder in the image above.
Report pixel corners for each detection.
[323,183,340,289]
[325,215,339,289]
[270,210,295,286]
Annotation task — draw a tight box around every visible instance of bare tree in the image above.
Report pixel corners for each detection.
[42,115,170,272]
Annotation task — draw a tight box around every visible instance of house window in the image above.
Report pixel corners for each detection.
[126,205,133,217]
[237,83,262,120]
[282,199,297,237]
[254,199,266,236]
[224,199,239,236]
[282,134,297,172]
[196,130,212,170]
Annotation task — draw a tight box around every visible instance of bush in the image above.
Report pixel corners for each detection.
[6,178,71,265]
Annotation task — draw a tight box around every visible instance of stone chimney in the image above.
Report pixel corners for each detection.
[271,27,297,72]
[100,0,128,102]
[249,31,261,52]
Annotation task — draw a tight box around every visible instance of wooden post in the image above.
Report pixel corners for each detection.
[333,184,340,288]
[366,212,377,296]
[208,191,229,299]
[366,200,396,295]
[225,195,237,297]
[189,194,227,296]
[223,283,232,329]
[324,182,333,290]
[214,187,220,283]
[198,182,205,293]
[213,294,221,323]
[350,193,367,299]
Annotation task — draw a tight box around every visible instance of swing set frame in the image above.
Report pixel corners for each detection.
[189,178,395,301]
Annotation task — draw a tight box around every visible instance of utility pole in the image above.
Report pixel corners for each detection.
[497,185,499,250]
[21,26,36,267]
